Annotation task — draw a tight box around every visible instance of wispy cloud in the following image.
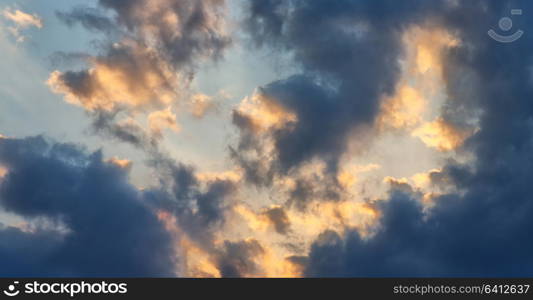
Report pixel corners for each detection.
[48,0,231,146]
[1,7,42,42]
[2,8,42,28]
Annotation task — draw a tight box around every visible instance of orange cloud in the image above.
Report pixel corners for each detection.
[337,163,381,189]
[412,118,472,151]
[287,200,379,240]
[2,8,43,42]
[0,166,7,178]
[196,169,243,183]
[385,168,447,207]
[234,205,291,235]
[179,236,221,278]
[409,27,459,75]
[107,157,132,169]
[148,107,180,138]
[234,205,271,232]
[379,85,426,130]
[2,8,42,28]
[255,246,303,277]
[190,94,215,118]
[48,42,178,112]
[236,92,297,133]
[377,25,460,132]
[157,210,224,277]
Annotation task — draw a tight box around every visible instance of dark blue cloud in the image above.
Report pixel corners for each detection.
[142,153,237,252]
[0,136,176,276]
[237,0,411,176]
[5,0,533,278]
[287,0,533,276]
[0,135,240,277]
[215,239,264,278]
[306,169,533,277]
[234,0,467,198]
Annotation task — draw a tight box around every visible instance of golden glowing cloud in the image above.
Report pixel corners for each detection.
[126,24,477,280]
[288,200,379,239]
[411,28,459,75]
[190,94,214,118]
[411,168,441,190]
[384,168,447,207]
[236,92,297,133]
[2,8,43,42]
[48,42,178,112]
[254,246,303,277]
[234,205,271,233]
[107,157,132,169]
[157,210,220,277]
[0,166,8,178]
[234,205,292,235]
[196,169,243,183]
[148,107,180,138]
[180,237,221,278]
[378,25,460,132]
[2,8,42,28]
[0,137,7,180]
[337,163,381,189]
[379,85,426,129]
[412,118,471,151]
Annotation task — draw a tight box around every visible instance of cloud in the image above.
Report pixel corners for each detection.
[190,93,215,118]
[234,205,290,235]
[305,172,533,276]
[148,107,180,139]
[0,136,176,276]
[106,156,132,169]
[378,85,426,130]
[263,207,290,235]
[91,111,154,149]
[47,42,178,112]
[249,0,533,277]
[235,0,454,188]
[140,149,244,277]
[49,0,231,143]
[234,90,297,134]
[215,239,265,277]
[6,0,533,278]
[412,117,473,151]
[55,6,114,34]
[1,8,43,42]
[278,0,533,277]
[0,135,241,277]
[2,8,42,28]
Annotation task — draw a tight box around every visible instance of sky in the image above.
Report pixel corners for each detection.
[1,0,533,277]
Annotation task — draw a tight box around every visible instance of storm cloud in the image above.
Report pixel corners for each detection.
[0,136,175,276]
[293,0,533,276]
[3,0,533,278]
